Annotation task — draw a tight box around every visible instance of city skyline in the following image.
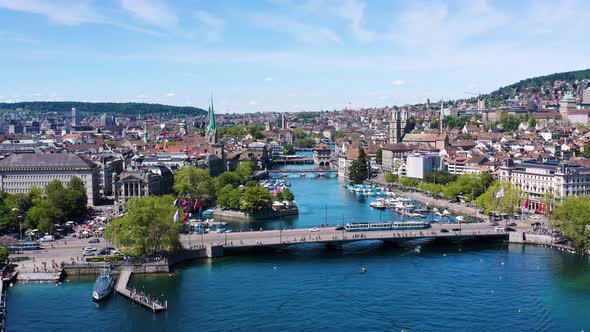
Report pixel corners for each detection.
[1,0,590,113]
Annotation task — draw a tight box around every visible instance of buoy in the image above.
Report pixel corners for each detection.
[501,262,505,265]
[443,254,447,257]
[499,276,502,279]
[273,266,277,270]
[518,309,521,313]
[491,290,495,293]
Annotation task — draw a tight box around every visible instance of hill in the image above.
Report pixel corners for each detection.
[0,101,207,116]
[481,68,590,107]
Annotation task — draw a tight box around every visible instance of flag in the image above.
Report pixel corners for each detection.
[495,188,505,199]
[183,211,190,222]
[173,198,180,207]
[173,210,180,223]
[193,198,201,212]
[522,196,529,209]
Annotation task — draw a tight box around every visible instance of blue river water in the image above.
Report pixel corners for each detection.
[6,153,590,331]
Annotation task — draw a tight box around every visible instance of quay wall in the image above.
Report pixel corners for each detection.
[213,207,298,221]
[63,261,169,276]
[509,232,554,245]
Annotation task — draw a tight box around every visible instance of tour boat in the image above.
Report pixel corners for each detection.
[344,221,430,232]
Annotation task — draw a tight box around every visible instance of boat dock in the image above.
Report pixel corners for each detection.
[115,269,167,312]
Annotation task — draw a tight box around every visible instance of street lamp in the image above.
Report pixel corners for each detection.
[12,208,23,254]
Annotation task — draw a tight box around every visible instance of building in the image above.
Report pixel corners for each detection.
[313,143,331,166]
[72,107,81,126]
[381,143,414,172]
[100,114,113,127]
[205,97,226,176]
[402,133,448,150]
[113,166,174,204]
[97,156,123,196]
[583,87,590,104]
[559,93,577,120]
[0,152,99,205]
[389,109,408,144]
[405,152,443,179]
[499,159,590,211]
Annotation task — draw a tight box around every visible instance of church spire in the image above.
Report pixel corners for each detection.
[143,121,148,144]
[207,95,216,133]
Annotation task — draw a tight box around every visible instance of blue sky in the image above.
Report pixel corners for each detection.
[0,0,589,113]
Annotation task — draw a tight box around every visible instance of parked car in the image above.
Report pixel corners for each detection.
[335,226,345,231]
[506,227,516,232]
[89,238,100,244]
[494,226,506,232]
[83,251,95,257]
[508,222,517,227]
[83,247,97,252]
[40,235,55,242]
[491,222,499,226]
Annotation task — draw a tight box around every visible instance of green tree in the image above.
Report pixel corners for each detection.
[216,184,242,210]
[399,177,420,188]
[582,143,590,158]
[106,195,180,256]
[476,181,522,215]
[283,144,295,155]
[236,161,255,181]
[27,199,64,233]
[275,191,284,201]
[292,128,306,139]
[173,165,216,206]
[283,188,295,201]
[376,148,382,164]
[527,117,537,128]
[348,148,369,184]
[0,247,8,262]
[551,196,590,248]
[214,171,242,192]
[65,176,87,219]
[384,173,398,183]
[423,170,457,185]
[240,186,273,214]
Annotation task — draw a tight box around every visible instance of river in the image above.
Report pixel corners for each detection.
[6,152,590,331]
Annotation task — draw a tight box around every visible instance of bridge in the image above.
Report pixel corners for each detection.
[180,223,508,254]
[271,157,314,165]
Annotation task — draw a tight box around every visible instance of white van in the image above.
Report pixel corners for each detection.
[40,235,55,242]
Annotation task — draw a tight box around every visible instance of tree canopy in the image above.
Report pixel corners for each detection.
[106,195,180,256]
[551,196,590,248]
[348,148,369,184]
[476,180,522,215]
[173,165,216,206]
[240,186,273,214]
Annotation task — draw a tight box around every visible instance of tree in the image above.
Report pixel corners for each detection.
[27,199,64,233]
[236,161,255,180]
[214,171,242,192]
[348,148,369,184]
[275,191,284,201]
[376,148,382,164]
[240,186,273,214]
[283,144,295,155]
[476,181,522,215]
[0,247,8,263]
[551,196,590,248]
[527,117,537,128]
[173,165,216,206]
[582,143,590,158]
[292,128,306,139]
[216,184,242,210]
[106,195,180,256]
[384,173,398,183]
[65,176,87,219]
[283,188,295,201]
[45,180,68,213]
[423,171,457,185]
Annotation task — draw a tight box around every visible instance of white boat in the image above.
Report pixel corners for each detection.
[370,201,386,209]
[442,209,450,216]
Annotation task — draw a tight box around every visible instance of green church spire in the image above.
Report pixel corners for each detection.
[207,95,216,132]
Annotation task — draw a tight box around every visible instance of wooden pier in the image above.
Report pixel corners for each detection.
[116,269,167,312]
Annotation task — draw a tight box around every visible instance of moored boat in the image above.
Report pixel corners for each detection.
[93,267,115,302]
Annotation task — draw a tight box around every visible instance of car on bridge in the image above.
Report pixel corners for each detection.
[309,227,320,232]
[452,228,460,232]
[440,229,449,233]
[335,226,345,231]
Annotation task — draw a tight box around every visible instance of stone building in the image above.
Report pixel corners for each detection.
[0,152,99,205]
[313,143,331,166]
[113,165,174,203]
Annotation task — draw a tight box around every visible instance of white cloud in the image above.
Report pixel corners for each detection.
[194,10,224,41]
[337,0,375,42]
[391,80,406,86]
[264,77,273,81]
[119,0,177,28]
[247,12,340,44]
[0,0,98,25]
[165,92,176,97]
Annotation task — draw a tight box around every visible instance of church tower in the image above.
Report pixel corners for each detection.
[390,109,408,144]
[206,96,218,145]
[143,121,149,144]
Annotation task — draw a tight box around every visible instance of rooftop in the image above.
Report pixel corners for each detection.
[0,152,96,170]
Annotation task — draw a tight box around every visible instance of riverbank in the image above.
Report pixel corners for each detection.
[213,206,298,221]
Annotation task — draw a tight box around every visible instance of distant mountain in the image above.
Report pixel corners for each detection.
[0,101,207,116]
[480,68,590,107]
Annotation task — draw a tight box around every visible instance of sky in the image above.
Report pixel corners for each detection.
[0,0,589,113]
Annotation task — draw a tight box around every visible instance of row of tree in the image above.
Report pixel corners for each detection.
[0,177,88,235]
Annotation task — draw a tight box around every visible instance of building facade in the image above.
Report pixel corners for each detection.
[405,152,443,179]
[313,144,332,166]
[0,153,99,205]
[113,166,174,203]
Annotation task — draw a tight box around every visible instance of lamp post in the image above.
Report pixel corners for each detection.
[11,208,22,254]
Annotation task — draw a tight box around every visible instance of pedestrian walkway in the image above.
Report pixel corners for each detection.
[116,269,166,312]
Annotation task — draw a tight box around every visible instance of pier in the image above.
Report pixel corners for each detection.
[116,269,167,312]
